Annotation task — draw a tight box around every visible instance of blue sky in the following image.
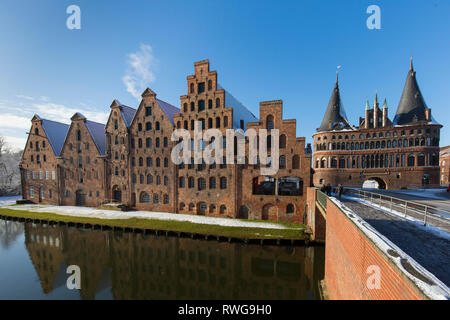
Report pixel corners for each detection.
[0,0,449,150]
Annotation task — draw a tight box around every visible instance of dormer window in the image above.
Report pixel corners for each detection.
[77,130,81,141]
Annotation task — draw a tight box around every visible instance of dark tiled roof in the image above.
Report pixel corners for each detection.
[393,62,429,126]
[318,76,351,132]
[156,99,180,125]
[40,118,70,156]
[118,103,136,128]
[85,120,106,156]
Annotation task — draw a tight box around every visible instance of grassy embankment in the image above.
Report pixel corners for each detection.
[0,206,307,240]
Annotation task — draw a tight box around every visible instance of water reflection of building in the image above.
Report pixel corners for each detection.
[0,220,24,249]
[22,222,324,300]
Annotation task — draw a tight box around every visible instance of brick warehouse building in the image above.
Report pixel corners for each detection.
[440,145,450,186]
[312,60,442,189]
[19,59,312,223]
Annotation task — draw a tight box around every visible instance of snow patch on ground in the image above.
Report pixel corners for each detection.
[393,189,449,201]
[0,203,296,230]
[330,196,450,300]
[342,194,450,241]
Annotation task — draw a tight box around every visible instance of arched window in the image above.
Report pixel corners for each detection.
[220,177,227,189]
[147,174,153,184]
[179,177,185,188]
[407,154,415,167]
[140,192,150,203]
[164,157,169,167]
[139,157,143,166]
[331,157,337,168]
[156,157,160,167]
[198,178,206,190]
[153,194,159,204]
[76,130,81,141]
[279,155,286,169]
[220,205,227,214]
[292,155,300,169]
[190,102,195,111]
[279,134,286,148]
[208,80,212,90]
[286,204,295,214]
[208,99,213,109]
[418,154,425,166]
[140,174,144,184]
[183,103,187,112]
[146,122,152,131]
[266,115,274,130]
[180,202,185,210]
[147,157,153,167]
[216,117,221,128]
[190,83,194,94]
[209,177,216,189]
[188,177,194,188]
[216,98,220,108]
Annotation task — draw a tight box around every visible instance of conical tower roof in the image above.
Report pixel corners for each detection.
[393,59,428,125]
[318,73,351,132]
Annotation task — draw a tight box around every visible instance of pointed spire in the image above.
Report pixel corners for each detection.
[394,59,428,125]
[318,73,350,132]
[374,89,379,106]
[410,56,414,71]
[365,100,370,110]
[382,98,387,109]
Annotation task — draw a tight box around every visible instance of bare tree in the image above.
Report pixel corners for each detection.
[0,135,23,196]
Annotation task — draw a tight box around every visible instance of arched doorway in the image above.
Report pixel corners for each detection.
[75,190,86,206]
[262,204,277,220]
[238,206,249,219]
[112,185,122,203]
[362,177,387,189]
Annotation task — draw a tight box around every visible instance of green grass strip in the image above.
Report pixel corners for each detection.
[0,207,307,240]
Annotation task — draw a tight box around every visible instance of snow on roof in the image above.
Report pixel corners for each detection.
[156,98,180,125]
[85,120,106,156]
[40,118,70,156]
[218,84,258,129]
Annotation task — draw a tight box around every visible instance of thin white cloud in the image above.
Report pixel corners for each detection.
[122,44,157,100]
[0,114,31,130]
[15,94,34,101]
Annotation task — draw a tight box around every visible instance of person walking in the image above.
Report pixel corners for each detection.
[326,183,332,196]
[337,184,343,201]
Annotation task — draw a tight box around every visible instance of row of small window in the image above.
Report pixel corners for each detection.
[316,137,439,151]
[183,98,221,113]
[139,192,169,204]
[68,156,95,168]
[137,121,160,132]
[132,174,169,186]
[113,106,153,130]
[189,80,215,95]
[130,137,168,149]
[65,171,99,183]
[131,157,169,167]
[26,171,56,180]
[64,190,100,198]
[29,140,46,151]
[177,116,229,130]
[317,128,438,141]
[28,186,52,199]
[67,142,90,153]
[179,176,227,190]
[315,153,439,169]
[29,154,47,163]
[180,202,228,214]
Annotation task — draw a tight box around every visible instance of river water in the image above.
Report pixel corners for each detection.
[0,218,324,300]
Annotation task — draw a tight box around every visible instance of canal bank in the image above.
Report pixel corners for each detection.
[0,205,312,245]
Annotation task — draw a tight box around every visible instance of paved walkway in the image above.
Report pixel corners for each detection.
[341,198,450,287]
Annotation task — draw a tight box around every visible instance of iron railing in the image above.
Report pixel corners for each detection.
[345,188,450,228]
[316,190,327,213]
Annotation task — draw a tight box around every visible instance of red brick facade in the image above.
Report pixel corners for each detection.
[19,59,312,223]
[440,145,450,186]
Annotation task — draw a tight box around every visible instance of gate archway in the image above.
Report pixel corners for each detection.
[262,204,277,220]
[362,177,387,189]
[112,185,122,203]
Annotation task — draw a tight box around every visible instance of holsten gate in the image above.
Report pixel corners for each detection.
[312,59,442,189]
[19,60,312,223]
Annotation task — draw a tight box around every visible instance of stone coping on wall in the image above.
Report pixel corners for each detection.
[329,196,450,300]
